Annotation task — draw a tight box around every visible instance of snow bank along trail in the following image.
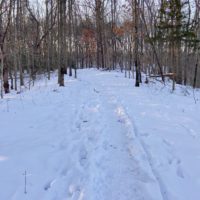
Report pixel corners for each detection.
[0,69,200,200]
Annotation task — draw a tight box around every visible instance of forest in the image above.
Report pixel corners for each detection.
[1,1,200,199]
[0,0,200,98]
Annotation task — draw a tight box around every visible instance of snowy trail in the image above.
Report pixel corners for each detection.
[1,69,200,200]
[106,99,169,200]
[67,78,161,200]
[86,77,165,200]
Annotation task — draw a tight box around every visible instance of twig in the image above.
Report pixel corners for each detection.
[23,170,27,194]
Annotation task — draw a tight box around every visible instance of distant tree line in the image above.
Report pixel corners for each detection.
[0,0,199,97]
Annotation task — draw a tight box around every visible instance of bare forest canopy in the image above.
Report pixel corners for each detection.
[0,0,200,98]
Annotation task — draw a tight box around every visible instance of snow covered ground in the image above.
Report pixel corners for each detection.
[0,69,200,200]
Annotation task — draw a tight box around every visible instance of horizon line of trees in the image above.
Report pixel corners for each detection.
[0,0,200,98]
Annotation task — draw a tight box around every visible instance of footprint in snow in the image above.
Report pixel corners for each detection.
[176,159,184,178]
[163,139,173,147]
[140,132,149,137]
[168,158,184,178]
[79,146,88,168]
[68,184,84,200]
[109,144,117,150]
[44,179,56,191]
[60,167,68,176]
[176,165,184,178]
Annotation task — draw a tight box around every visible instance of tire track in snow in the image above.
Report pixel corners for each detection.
[105,92,169,200]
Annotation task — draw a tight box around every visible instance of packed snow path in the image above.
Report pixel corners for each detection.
[0,69,200,200]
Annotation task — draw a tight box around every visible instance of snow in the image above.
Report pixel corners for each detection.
[0,69,200,200]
